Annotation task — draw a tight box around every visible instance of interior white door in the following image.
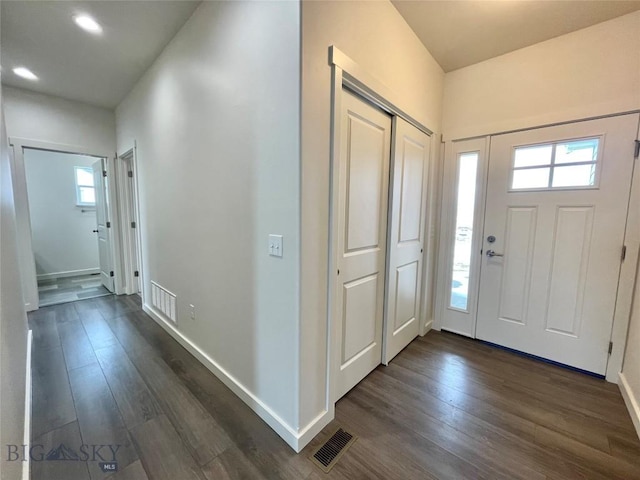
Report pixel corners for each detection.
[92,159,114,292]
[383,117,430,363]
[476,114,639,374]
[335,89,391,400]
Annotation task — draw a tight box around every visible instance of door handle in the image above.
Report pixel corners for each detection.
[486,250,504,258]
[92,229,99,233]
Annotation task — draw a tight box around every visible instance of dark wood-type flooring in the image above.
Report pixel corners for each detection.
[29,295,640,479]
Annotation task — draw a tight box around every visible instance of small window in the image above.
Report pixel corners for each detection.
[74,166,96,206]
[511,137,600,191]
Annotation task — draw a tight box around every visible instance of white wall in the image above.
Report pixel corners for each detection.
[0,102,29,480]
[443,11,640,140]
[620,124,640,436]
[300,0,444,434]
[116,1,301,445]
[24,149,100,278]
[622,252,640,437]
[3,86,116,152]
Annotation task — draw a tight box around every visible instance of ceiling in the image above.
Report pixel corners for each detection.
[2,1,639,108]
[1,1,201,109]
[391,0,640,72]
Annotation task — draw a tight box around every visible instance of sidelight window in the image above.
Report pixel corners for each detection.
[449,152,478,311]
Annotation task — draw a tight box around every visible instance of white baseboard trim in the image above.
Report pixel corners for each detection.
[424,319,433,333]
[619,372,640,439]
[142,304,329,452]
[297,408,333,450]
[37,268,100,281]
[23,330,33,480]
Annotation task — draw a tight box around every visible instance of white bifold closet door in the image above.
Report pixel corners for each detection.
[383,117,431,364]
[335,90,391,400]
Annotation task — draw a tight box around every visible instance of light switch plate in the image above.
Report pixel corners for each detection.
[269,234,283,257]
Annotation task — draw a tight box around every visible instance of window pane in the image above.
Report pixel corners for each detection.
[79,186,95,204]
[552,164,596,188]
[514,145,552,168]
[512,167,550,190]
[555,138,598,165]
[450,152,478,310]
[75,167,94,187]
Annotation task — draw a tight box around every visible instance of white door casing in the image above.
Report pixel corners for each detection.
[92,158,114,292]
[476,114,639,375]
[383,117,431,363]
[335,89,392,400]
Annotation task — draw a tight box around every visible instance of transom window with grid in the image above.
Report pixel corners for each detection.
[510,137,601,191]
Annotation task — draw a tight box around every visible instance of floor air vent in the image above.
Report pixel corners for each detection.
[309,427,357,473]
[151,281,177,324]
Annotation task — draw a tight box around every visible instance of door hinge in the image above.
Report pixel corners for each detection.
[131,221,136,229]
[621,245,627,262]
[110,271,114,277]
[634,140,640,159]
[128,170,133,178]
[134,271,139,277]
[103,170,107,177]
[608,341,613,355]
[106,221,111,228]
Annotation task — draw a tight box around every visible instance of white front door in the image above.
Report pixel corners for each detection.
[335,89,392,400]
[476,114,639,374]
[383,117,430,363]
[92,159,114,292]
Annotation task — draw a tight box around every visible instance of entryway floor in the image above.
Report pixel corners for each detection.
[37,273,111,307]
[28,295,640,479]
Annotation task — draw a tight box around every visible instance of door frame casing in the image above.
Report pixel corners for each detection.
[9,136,122,310]
[326,46,437,415]
[116,144,144,298]
[434,112,640,382]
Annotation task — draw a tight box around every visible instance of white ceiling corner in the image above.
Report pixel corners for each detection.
[1,0,202,109]
[391,0,640,72]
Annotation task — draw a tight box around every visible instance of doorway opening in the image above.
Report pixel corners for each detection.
[22,147,114,307]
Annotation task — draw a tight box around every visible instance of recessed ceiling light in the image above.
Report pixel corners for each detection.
[12,67,38,81]
[74,14,102,34]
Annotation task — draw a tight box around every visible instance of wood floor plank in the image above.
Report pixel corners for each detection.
[535,424,640,480]
[29,301,640,480]
[394,346,615,452]
[107,459,149,480]
[414,336,627,414]
[94,341,162,429]
[76,304,120,351]
[130,415,205,480]
[105,313,233,467]
[201,447,268,480]
[68,363,139,480]
[31,420,90,480]
[31,345,76,438]
[57,318,98,371]
[126,309,314,479]
[29,308,60,351]
[93,295,141,320]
